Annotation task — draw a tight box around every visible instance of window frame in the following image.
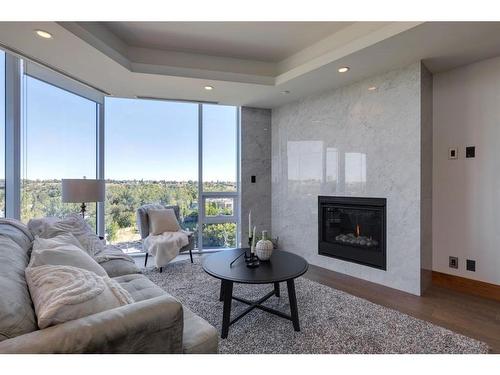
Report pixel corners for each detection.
[4,52,22,219]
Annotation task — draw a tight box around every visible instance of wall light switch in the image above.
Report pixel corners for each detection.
[448,147,458,159]
[251,176,256,183]
[466,146,475,158]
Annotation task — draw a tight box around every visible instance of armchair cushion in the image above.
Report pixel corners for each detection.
[136,204,181,239]
[148,208,181,235]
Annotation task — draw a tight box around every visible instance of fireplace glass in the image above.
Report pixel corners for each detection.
[318,196,386,270]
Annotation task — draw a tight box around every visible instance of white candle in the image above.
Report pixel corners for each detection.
[248,210,252,240]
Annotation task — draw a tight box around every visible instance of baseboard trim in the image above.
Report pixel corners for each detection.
[432,271,500,302]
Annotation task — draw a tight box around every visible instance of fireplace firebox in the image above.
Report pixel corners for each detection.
[318,196,386,270]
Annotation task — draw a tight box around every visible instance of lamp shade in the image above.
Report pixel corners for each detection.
[61,179,105,203]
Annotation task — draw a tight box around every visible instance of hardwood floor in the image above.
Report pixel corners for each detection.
[136,253,500,353]
[304,264,500,353]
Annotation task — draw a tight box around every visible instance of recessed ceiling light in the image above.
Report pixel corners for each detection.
[280,90,290,95]
[368,86,377,91]
[338,67,350,73]
[204,85,214,91]
[35,30,52,39]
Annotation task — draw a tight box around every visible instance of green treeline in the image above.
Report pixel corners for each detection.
[18,180,237,248]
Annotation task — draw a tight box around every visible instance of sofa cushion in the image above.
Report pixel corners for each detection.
[182,307,219,354]
[28,214,106,257]
[113,273,164,302]
[29,241,107,277]
[114,273,218,353]
[100,258,141,278]
[0,219,34,252]
[33,232,85,252]
[26,265,134,329]
[0,235,37,341]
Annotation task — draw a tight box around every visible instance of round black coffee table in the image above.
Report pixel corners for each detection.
[202,248,308,339]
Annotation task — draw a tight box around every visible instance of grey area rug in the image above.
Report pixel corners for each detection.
[143,259,489,354]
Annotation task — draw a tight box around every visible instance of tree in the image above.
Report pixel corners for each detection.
[21,179,238,247]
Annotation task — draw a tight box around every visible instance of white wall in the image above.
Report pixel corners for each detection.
[272,63,429,295]
[433,56,500,285]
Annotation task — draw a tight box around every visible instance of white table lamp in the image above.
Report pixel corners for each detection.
[62,178,105,218]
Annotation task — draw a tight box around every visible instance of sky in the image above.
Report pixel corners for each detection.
[105,97,237,181]
[0,59,238,182]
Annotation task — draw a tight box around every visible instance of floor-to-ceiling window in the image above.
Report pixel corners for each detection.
[21,74,98,226]
[200,104,238,249]
[1,52,239,250]
[105,99,239,253]
[105,98,199,252]
[0,51,5,216]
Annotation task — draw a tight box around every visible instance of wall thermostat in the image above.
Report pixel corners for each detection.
[448,147,458,159]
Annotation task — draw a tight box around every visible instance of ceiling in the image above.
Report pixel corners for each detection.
[1,21,500,108]
[102,22,352,62]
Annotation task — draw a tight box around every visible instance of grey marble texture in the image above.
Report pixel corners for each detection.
[240,107,272,244]
[272,62,425,295]
[420,63,433,291]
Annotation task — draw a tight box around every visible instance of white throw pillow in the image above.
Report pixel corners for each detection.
[29,214,105,257]
[29,240,107,277]
[148,208,181,235]
[26,265,134,329]
[33,232,85,252]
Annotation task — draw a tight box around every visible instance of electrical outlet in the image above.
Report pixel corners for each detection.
[466,259,476,272]
[449,256,458,269]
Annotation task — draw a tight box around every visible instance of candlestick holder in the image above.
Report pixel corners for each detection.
[245,237,253,260]
[245,253,260,268]
[243,238,260,268]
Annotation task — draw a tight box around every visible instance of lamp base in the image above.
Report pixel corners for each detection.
[80,202,87,219]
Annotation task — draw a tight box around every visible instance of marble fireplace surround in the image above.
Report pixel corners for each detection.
[271,62,431,295]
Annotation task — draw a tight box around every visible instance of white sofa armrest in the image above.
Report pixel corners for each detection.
[0,295,183,354]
